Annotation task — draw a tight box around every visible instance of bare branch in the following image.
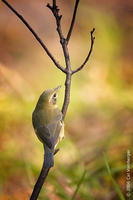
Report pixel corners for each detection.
[47,1,72,74]
[1,0,66,73]
[53,0,56,7]
[66,0,80,43]
[62,73,72,120]
[30,148,50,200]
[72,28,95,74]
[47,2,64,43]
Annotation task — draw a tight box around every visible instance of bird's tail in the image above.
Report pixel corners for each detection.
[44,145,54,168]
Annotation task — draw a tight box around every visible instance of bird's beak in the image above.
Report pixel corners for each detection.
[54,85,62,91]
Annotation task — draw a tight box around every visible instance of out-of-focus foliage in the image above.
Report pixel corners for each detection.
[0,0,133,199]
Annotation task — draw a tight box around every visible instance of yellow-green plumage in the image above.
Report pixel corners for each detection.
[32,86,64,168]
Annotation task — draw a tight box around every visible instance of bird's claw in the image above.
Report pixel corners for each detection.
[54,148,60,155]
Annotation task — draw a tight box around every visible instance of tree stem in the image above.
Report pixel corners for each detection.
[30,147,50,200]
[62,73,72,120]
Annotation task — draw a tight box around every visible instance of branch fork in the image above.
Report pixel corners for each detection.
[1,0,95,199]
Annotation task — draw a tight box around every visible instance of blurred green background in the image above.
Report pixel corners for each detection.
[0,0,133,199]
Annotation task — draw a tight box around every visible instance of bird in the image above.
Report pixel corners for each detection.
[32,85,64,168]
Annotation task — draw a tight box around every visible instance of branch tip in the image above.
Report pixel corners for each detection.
[91,28,95,33]
[91,28,95,38]
[46,3,52,9]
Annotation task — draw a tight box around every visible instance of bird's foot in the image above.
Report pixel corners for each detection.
[54,148,60,155]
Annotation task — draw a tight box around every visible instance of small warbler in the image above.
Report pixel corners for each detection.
[32,86,64,168]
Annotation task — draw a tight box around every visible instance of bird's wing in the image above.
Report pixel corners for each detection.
[36,126,53,149]
[47,119,63,146]
[36,120,62,149]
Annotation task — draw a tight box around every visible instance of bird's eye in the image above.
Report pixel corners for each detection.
[53,93,57,98]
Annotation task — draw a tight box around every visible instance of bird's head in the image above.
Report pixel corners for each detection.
[37,85,61,108]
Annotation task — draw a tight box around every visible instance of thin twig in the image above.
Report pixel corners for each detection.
[66,0,80,43]
[47,3,64,44]
[72,28,95,74]
[47,2,71,70]
[1,0,66,73]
